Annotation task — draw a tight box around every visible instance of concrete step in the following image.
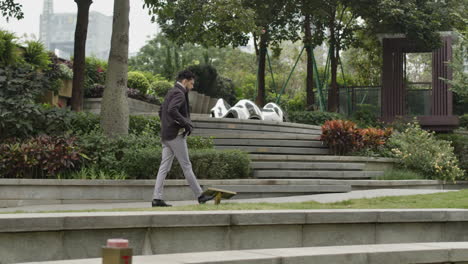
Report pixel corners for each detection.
[210,184,351,197]
[214,139,323,147]
[193,128,321,139]
[193,122,321,135]
[216,146,329,155]
[250,162,365,171]
[254,170,384,179]
[249,154,396,163]
[206,133,320,140]
[192,116,322,130]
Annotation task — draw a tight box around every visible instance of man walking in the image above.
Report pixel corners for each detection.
[152,70,214,207]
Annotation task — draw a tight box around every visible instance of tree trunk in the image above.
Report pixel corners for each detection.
[304,14,314,110]
[71,0,92,111]
[100,0,130,138]
[327,11,339,112]
[255,32,267,107]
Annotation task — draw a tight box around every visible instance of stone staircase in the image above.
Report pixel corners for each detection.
[192,117,386,180]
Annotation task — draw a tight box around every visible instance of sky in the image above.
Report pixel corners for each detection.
[0,0,160,53]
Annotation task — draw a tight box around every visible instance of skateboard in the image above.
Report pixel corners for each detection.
[202,188,237,205]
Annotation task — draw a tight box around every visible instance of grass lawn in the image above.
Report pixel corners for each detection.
[7,189,465,214]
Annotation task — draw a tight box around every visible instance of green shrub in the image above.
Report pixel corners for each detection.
[149,80,173,98]
[58,63,73,80]
[352,104,380,128]
[84,56,107,90]
[0,135,85,178]
[23,40,51,70]
[119,147,250,180]
[128,71,150,94]
[460,114,468,128]
[70,113,162,136]
[0,66,70,139]
[59,165,128,180]
[387,123,465,181]
[288,111,345,125]
[0,29,19,66]
[436,133,468,177]
[128,115,161,135]
[186,136,214,149]
[70,111,101,135]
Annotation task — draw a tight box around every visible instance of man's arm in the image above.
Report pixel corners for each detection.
[167,91,192,128]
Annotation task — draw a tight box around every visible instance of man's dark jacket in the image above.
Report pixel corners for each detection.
[160,83,192,141]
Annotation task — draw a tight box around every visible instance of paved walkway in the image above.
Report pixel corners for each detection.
[0,189,454,213]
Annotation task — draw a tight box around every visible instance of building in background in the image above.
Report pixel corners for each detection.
[39,0,112,60]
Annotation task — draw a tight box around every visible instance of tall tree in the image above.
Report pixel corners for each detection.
[100,0,130,137]
[144,0,298,107]
[298,0,326,109]
[0,0,23,21]
[70,0,92,111]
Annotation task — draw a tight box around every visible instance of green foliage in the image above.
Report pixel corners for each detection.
[149,80,173,98]
[288,111,345,125]
[57,63,73,80]
[187,64,236,104]
[70,112,162,136]
[351,104,380,128]
[23,40,51,70]
[0,66,71,139]
[0,0,24,21]
[460,114,468,128]
[436,133,468,177]
[59,165,128,180]
[0,29,19,66]
[84,56,107,91]
[76,131,241,180]
[128,115,161,135]
[186,136,214,150]
[127,71,150,94]
[0,135,84,178]
[387,123,465,181]
[119,147,250,180]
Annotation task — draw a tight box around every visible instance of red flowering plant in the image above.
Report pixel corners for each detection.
[360,127,393,151]
[0,135,86,178]
[321,120,392,155]
[320,120,363,155]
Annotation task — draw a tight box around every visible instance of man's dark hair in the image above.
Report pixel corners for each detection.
[176,70,196,81]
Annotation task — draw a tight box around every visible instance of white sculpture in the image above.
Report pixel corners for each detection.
[210,99,284,122]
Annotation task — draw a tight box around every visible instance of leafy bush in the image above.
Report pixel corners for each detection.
[128,71,150,94]
[84,83,104,98]
[0,135,85,178]
[321,120,363,155]
[0,29,19,66]
[387,123,464,181]
[57,63,73,80]
[436,133,468,177]
[460,114,468,128]
[70,112,162,136]
[360,127,393,151]
[288,111,345,125]
[150,80,173,98]
[352,104,380,128]
[84,56,107,91]
[0,66,69,139]
[128,115,161,135]
[119,147,250,180]
[23,40,51,70]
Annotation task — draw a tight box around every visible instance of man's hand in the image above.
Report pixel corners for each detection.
[183,122,193,137]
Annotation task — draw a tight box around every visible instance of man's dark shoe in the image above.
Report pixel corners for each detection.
[152,199,172,207]
[198,194,214,204]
